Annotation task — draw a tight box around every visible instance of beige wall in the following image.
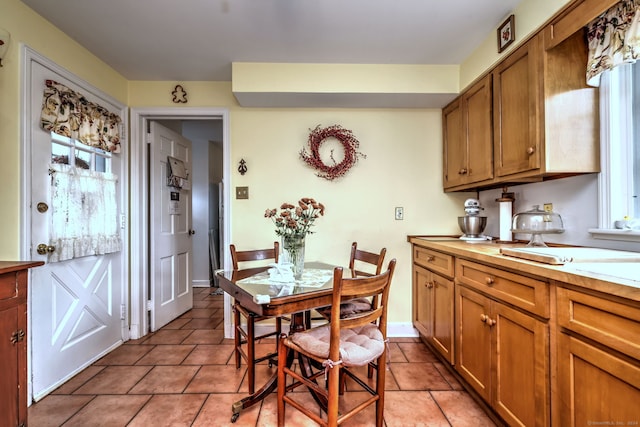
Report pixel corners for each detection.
[0,0,127,259]
[130,81,469,324]
[460,0,571,89]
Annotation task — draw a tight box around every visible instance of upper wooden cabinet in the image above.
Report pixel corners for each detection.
[443,74,493,190]
[493,35,543,178]
[544,0,619,50]
[443,10,600,192]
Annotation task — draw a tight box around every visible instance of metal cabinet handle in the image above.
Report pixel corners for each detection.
[527,146,535,155]
[480,314,488,323]
[458,168,468,175]
[485,276,495,285]
[487,318,497,326]
[188,229,196,235]
[427,255,435,262]
[427,282,434,289]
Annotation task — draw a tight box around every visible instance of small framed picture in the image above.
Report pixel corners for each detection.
[497,15,515,53]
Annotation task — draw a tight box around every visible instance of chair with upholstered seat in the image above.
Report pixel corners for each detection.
[277,259,396,427]
[309,242,386,325]
[230,242,281,394]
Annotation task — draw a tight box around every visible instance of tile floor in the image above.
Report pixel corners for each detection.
[28,288,497,426]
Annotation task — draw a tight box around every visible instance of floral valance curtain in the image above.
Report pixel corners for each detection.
[49,163,121,262]
[586,0,640,86]
[40,80,122,153]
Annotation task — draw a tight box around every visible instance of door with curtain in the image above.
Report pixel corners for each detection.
[27,58,127,401]
[149,121,194,331]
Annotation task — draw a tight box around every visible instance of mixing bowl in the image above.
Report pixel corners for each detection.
[458,216,487,237]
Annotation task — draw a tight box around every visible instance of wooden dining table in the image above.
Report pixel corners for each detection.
[216,261,342,423]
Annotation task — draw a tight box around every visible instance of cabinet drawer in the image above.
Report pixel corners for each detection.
[413,246,454,278]
[557,287,640,360]
[456,259,550,318]
[0,272,19,301]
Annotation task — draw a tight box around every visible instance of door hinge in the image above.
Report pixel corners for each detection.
[120,304,126,320]
[146,300,153,311]
[11,329,25,344]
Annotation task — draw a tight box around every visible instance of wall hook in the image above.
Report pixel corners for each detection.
[238,159,247,175]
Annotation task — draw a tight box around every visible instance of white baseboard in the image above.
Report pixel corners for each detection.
[192,280,211,288]
[234,321,419,340]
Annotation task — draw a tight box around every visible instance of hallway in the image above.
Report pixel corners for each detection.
[28,288,496,426]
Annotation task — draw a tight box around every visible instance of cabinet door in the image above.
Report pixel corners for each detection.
[443,98,466,188]
[0,306,19,427]
[464,74,493,184]
[558,333,640,427]
[413,265,431,337]
[456,285,491,401]
[431,272,454,364]
[493,301,550,427]
[493,35,542,178]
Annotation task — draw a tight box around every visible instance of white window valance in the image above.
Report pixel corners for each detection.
[586,0,640,86]
[40,79,122,153]
[49,163,121,262]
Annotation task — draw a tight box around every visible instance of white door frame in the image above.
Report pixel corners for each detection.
[129,107,232,339]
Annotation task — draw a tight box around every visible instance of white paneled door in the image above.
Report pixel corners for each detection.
[149,122,194,331]
[27,57,126,401]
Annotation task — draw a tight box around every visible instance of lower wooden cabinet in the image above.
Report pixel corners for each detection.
[456,285,550,427]
[413,264,454,364]
[556,286,640,426]
[557,333,640,426]
[410,239,640,427]
[0,262,43,427]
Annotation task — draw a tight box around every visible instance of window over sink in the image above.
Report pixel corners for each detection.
[591,62,640,242]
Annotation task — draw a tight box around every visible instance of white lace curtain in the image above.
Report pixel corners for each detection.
[586,0,640,86]
[49,163,121,262]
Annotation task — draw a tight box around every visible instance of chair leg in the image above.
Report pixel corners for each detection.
[277,335,287,427]
[233,304,241,369]
[326,364,341,427]
[247,313,255,395]
[304,310,311,329]
[367,362,375,379]
[375,354,386,427]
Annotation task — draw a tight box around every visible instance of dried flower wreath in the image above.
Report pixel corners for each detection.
[300,124,366,181]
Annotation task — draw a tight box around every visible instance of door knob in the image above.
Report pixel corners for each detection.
[36,244,56,255]
[188,229,196,235]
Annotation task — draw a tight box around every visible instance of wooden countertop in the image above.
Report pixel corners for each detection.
[0,261,45,274]
[408,236,640,302]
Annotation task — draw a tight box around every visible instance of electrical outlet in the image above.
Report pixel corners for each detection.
[395,207,404,220]
[236,186,249,199]
[543,203,553,212]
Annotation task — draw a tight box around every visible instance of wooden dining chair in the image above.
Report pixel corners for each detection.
[230,242,281,394]
[308,242,387,326]
[277,259,396,427]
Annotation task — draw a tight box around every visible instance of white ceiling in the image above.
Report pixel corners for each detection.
[21,0,522,82]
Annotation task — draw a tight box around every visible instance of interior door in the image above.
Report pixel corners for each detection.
[149,121,194,331]
[28,66,126,400]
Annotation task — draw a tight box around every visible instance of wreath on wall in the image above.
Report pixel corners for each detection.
[300,124,366,181]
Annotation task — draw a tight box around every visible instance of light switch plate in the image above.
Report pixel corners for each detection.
[236,186,249,199]
[395,207,404,220]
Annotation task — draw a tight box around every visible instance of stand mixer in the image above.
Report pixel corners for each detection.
[458,198,489,241]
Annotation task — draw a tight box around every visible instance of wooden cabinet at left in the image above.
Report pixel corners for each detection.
[0,261,44,427]
[412,245,455,364]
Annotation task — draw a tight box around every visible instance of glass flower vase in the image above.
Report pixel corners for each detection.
[281,235,305,280]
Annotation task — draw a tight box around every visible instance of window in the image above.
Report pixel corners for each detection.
[51,133,112,173]
[592,62,640,241]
